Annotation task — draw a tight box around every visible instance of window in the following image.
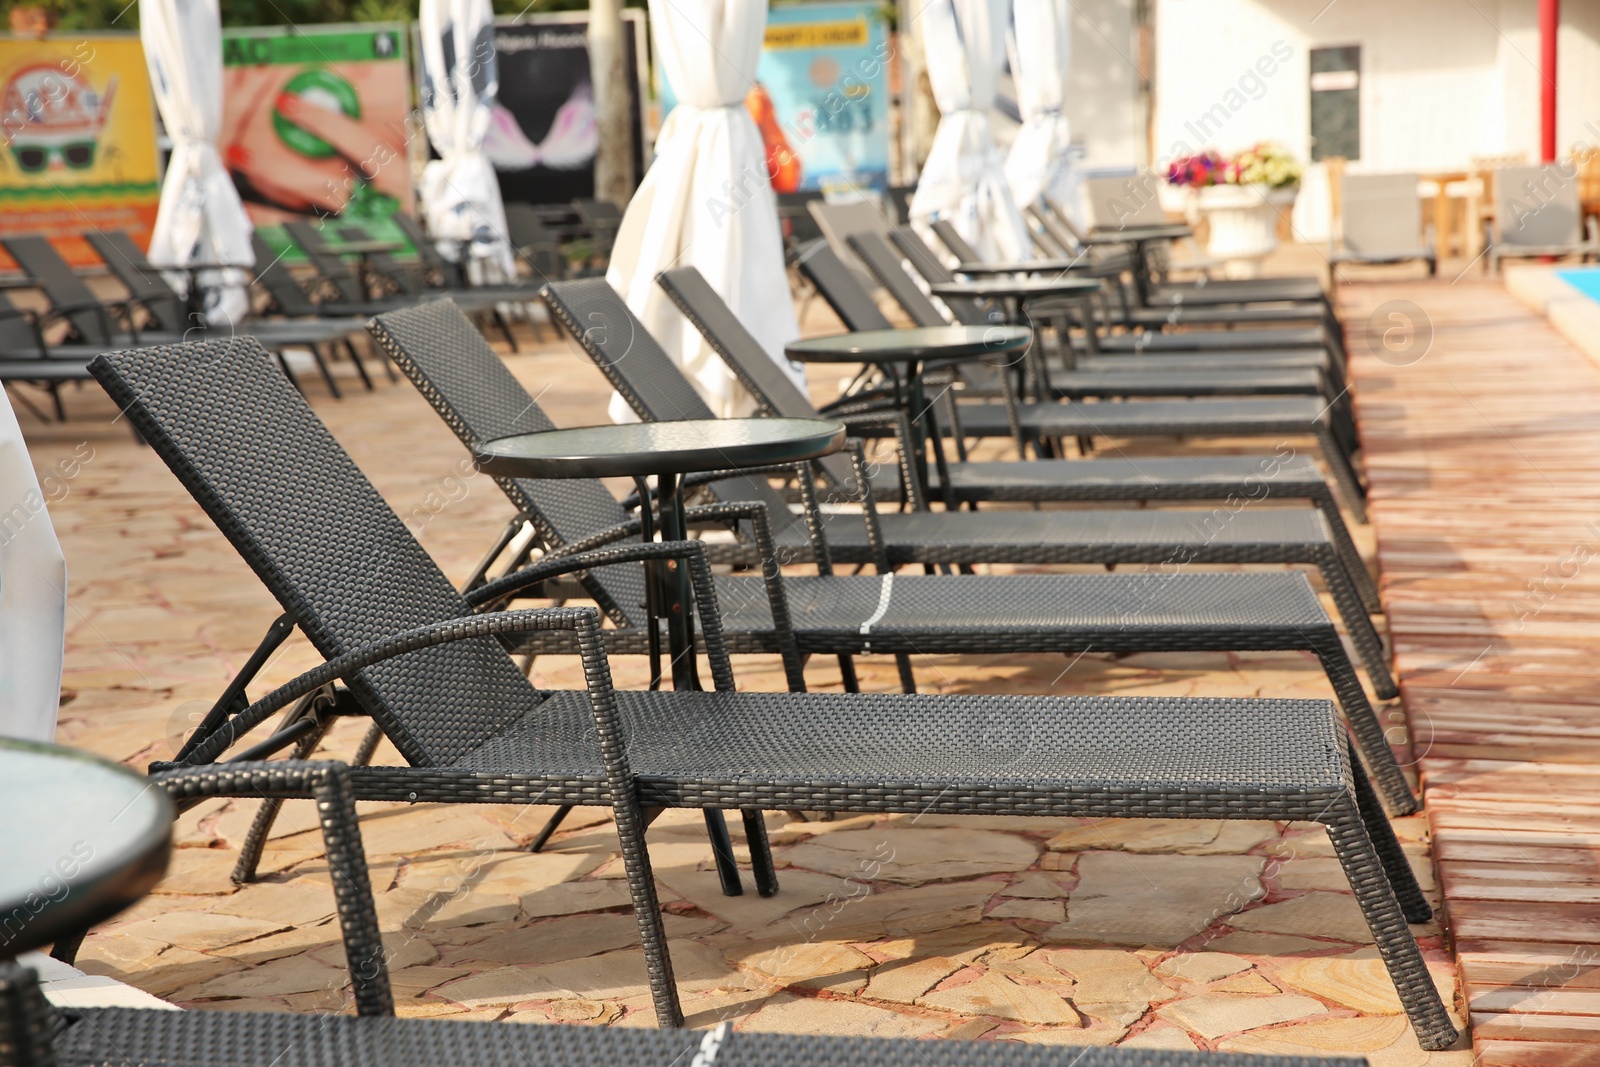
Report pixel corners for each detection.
[1310,45,1360,162]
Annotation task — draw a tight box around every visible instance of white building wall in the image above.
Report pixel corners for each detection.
[1067,0,1143,170]
[1150,0,1599,240]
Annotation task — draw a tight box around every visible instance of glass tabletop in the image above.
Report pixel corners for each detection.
[786,325,1033,363]
[1079,224,1192,244]
[955,259,1086,275]
[0,739,172,957]
[474,417,846,480]
[929,277,1102,300]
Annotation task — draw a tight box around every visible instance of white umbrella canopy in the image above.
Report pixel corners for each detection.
[1006,0,1076,213]
[419,0,515,279]
[605,0,804,421]
[141,0,253,326]
[910,0,1032,262]
[0,390,66,741]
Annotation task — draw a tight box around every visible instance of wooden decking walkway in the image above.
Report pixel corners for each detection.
[1347,276,1600,1067]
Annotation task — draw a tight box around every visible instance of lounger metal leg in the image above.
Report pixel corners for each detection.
[1311,636,1417,816]
[742,809,779,897]
[895,654,918,694]
[1346,737,1430,922]
[492,309,518,352]
[703,810,744,897]
[526,804,574,852]
[1316,427,1368,523]
[352,721,385,766]
[233,712,333,884]
[1325,795,1458,1050]
[49,929,85,964]
[837,654,860,692]
[1314,548,1397,699]
[1314,490,1380,608]
[275,351,306,396]
[341,339,375,391]
[308,344,343,399]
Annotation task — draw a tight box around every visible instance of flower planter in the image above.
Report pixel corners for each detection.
[1195,184,1298,278]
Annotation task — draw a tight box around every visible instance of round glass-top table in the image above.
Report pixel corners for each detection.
[928,276,1102,316]
[786,326,1032,494]
[475,417,843,899]
[475,417,845,693]
[785,324,1031,364]
[474,417,846,482]
[0,739,172,958]
[1079,224,1193,305]
[953,258,1087,276]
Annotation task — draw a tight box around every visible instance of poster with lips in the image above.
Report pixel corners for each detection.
[219,23,414,259]
[0,35,160,268]
[659,2,891,195]
[487,12,647,207]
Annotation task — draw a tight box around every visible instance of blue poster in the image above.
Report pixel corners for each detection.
[660,2,891,194]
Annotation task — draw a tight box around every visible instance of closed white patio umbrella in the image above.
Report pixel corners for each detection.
[419,0,515,278]
[0,391,66,741]
[605,0,804,420]
[910,0,1031,262]
[141,0,253,325]
[1006,0,1076,214]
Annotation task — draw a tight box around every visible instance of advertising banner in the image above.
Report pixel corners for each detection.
[661,2,892,195]
[486,11,646,207]
[0,35,160,268]
[220,23,414,258]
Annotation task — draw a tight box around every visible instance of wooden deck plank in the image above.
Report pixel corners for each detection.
[1347,276,1600,1062]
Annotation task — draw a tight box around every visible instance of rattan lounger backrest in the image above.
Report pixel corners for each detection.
[85,231,190,334]
[846,233,952,328]
[366,301,650,626]
[88,338,545,767]
[538,279,809,537]
[796,240,895,332]
[284,221,368,305]
[4,235,115,346]
[656,267,857,491]
[250,233,324,318]
[890,227,994,327]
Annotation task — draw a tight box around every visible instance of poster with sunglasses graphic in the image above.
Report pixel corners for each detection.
[220,23,415,261]
[0,34,160,268]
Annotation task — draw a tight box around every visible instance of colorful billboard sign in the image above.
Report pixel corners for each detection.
[0,35,160,268]
[220,23,414,257]
[661,3,892,195]
[485,12,648,207]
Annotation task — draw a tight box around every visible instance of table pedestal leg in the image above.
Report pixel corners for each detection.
[654,474,741,896]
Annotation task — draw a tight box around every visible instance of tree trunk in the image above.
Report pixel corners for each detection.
[589,0,635,204]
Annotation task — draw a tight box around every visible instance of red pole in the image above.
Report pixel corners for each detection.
[1541,0,1559,161]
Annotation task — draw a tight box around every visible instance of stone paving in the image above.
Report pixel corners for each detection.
[21,294,1469,1063]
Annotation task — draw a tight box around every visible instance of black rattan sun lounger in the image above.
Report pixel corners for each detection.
[2,960,1376,1067]
[83,336,1455,1047]
[367,299,1408,819]
[895,226,1347,387]
[656,264,1374,592]
[528,282,1392,700]
[848,232,1334,402]
[83,229,377,395]
[797,242,1366,510]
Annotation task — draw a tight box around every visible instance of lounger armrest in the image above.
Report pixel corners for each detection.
[682,501,805,690]
[470,540,738,691]
[175,606,613,767]
[148,760,392,1017]
[835,410,924,510]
